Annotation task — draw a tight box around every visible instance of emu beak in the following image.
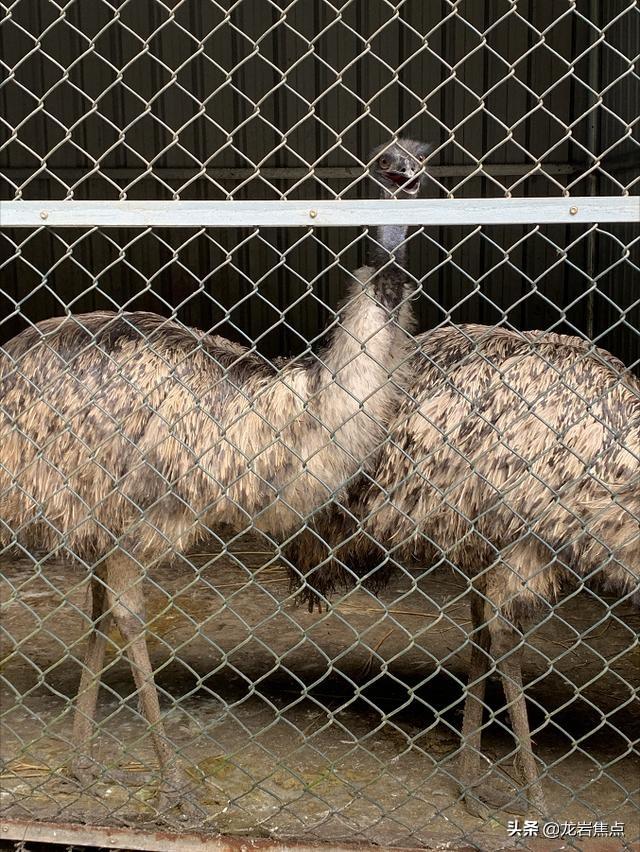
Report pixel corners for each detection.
[402,178,421,196]
[384,171,421,196]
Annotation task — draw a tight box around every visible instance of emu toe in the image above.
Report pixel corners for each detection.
[151,766,203,825]
[462,779,528,818]
[68,754,102,788]
[70,754,156,788]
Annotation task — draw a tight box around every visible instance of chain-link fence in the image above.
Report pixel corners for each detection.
[1,1,639,850]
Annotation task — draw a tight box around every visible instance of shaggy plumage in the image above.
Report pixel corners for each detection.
[367,325,639,612]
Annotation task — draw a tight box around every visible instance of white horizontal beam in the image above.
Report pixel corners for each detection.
[1,197,638,228]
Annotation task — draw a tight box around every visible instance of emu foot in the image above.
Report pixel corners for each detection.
[461,779,528,819]
[68,755,101,788]
[69,755,201,821]
[69,755,153,788]
[149,767,203,825]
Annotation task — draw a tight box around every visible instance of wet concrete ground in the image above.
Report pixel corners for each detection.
[1,536,638,848]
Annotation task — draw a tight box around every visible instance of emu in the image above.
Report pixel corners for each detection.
[285,322,640,816]
[0,138,430,810]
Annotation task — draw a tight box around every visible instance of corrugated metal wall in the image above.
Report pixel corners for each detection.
[1,0,638,366]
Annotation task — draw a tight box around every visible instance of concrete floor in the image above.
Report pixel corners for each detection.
[1,536,639,848]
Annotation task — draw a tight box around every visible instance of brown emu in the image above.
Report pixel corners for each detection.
[0,139,430,809]
[286,323,640,816]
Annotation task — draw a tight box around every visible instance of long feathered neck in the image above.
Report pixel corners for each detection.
[364,223,410,310]
[318,215,412,377]
[301,211,414,484]
[370,223,409,271]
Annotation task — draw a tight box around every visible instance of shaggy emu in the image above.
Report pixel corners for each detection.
[285,323,640,816]
[0,138,429,809]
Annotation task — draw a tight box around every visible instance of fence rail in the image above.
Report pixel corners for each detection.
[2,196,639,228]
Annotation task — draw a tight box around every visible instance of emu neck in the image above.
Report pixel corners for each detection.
[369,223,409,268]
[377,223,409,266]
[366,222,410,311]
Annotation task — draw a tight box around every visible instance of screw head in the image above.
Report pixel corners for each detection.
[40,210,48,220]
[569,206,578,215]
[309,209,317,219]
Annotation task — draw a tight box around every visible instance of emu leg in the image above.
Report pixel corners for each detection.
[490,617,547,815]
[458,594,526,817]
[458,592,491,815]
[70,575,113,785]
[105,554,192,814]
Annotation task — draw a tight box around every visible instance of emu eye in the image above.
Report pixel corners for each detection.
[378,156,391,170]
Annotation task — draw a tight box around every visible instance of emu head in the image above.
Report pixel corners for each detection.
[369,138,431,197]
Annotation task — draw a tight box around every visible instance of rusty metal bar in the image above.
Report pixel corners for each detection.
[0,818,461,852]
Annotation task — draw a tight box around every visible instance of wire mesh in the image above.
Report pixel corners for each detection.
[1,0,638,200]
[1,1,639,850]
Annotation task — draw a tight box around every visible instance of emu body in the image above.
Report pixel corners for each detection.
[0,138,430,813]
[0,303,407,558]
[368,324,639,612]
[286,323,640,815]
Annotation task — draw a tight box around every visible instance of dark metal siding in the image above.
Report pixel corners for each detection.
[1,1,638,367]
